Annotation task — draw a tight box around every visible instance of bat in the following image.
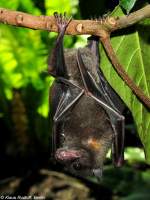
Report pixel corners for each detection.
[48,12,125,179]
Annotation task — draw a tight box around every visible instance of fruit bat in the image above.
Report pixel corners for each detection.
[48,13,125,179]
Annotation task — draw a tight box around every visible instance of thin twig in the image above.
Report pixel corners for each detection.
[114,4,150,31]
[101,36,150,109]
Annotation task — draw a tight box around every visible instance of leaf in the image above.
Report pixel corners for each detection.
[0,0,19,10]
[100,7,150,163]
[125,148,145,163]
[120,0,137,14]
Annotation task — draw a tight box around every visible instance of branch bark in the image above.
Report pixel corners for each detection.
[0,5,150,36]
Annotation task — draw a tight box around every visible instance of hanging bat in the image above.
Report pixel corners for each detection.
[48,13,125,179]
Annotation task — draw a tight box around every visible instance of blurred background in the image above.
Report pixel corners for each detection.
[0,0,150,199]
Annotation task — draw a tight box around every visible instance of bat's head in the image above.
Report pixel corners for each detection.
[53,107,113,179]
[55,147,100,177]
[55,143,106,178]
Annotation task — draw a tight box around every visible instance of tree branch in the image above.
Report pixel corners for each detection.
[0,5,150,36]
[0,7,108,37]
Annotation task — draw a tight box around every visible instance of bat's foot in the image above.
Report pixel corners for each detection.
[54,12,72,33]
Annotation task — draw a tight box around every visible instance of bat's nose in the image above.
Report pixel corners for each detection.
[55,149,82,162]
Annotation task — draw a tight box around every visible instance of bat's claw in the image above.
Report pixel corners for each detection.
[54,12,72,32]
[93,168,103,181]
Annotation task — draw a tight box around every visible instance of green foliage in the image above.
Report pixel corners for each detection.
[0,0,80,146]
[0,23,52,115]
[120,0,137,13]
[0,0,19,10]
[90,147,150,198]
[0,0,79,117]
[125,147,145,163]
[100,6,150,163]
[45,0,79,15]
[103,164,150,200]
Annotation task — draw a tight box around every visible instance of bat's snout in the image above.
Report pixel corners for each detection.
[55,149,82,163]
[55,148,92,173]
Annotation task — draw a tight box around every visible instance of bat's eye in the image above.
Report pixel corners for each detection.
[72,161,82,170]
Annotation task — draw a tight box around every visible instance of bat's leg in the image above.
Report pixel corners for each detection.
[48,12,72,77]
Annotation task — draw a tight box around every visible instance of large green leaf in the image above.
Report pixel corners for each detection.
[100,7,150,163]
[120,0,137,13]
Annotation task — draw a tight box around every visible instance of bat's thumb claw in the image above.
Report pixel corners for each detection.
[93,168,103,181]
